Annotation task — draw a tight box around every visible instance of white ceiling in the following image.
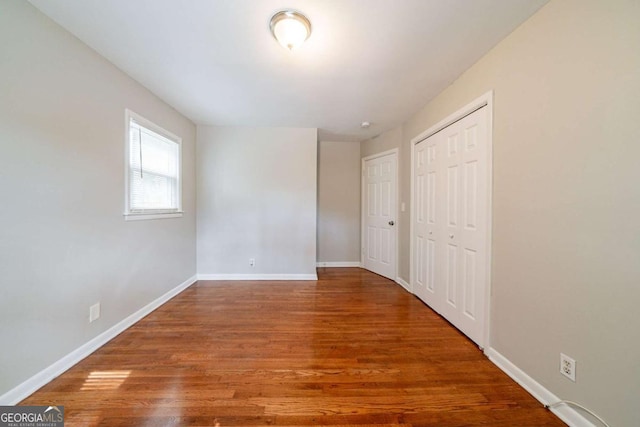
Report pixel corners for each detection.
[29,0,548,141]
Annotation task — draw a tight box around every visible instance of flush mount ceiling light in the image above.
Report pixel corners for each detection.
[269,10,312,51]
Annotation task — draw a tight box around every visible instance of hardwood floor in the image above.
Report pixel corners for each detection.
[22,268,564,426]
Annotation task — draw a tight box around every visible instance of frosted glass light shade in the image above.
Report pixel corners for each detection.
[270,10,311,51]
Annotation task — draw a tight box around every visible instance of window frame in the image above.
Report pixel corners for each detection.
[124,109,183,221]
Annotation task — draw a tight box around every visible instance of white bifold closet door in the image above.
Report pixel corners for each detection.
[413,106,488,346]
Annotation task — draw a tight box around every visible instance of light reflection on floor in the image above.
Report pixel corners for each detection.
[79,370,131,391]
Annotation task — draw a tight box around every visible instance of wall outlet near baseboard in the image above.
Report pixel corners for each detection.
[560,353,576,382]
[249,258,255,267]
[89,302,100,323]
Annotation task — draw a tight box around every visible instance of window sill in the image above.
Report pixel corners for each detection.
[124,212,183,221]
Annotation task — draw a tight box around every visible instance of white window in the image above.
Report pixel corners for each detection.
[124,110,182,220]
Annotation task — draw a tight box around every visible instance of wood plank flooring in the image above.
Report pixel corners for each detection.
[21,268,565,426]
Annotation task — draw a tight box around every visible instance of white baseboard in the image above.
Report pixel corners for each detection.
[395,277,411,292]
[486,348,597,427]
[197,274,318,281]
[316,262,361,267]
[0,274,198,406]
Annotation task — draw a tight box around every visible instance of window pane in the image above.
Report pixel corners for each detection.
[139,128,178,177]
[130,170,177,210]
[128,117,180,212]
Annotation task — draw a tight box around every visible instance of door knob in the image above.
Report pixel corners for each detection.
[388,220,395,226]
[449,234,454,239]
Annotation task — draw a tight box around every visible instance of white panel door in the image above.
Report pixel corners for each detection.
[412,106,489,346]
[454,107,488,344]
[362,151,397,280]
[413,137,440,311]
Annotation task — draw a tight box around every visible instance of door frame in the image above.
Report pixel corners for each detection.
[409,91,493,349]
[361,148,399,281]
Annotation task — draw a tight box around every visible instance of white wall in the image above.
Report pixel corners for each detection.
[401,0,640,425]
[0,1,196,397]
[360,127,403,159]
[317,141,360,264]
[197,126,317,278]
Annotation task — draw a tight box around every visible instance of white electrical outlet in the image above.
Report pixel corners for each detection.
[249,258,255,267]
[560,353,576,382]
[89,302,100,323]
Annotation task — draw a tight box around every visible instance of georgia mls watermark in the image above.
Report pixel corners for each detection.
[0,406,64,427]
